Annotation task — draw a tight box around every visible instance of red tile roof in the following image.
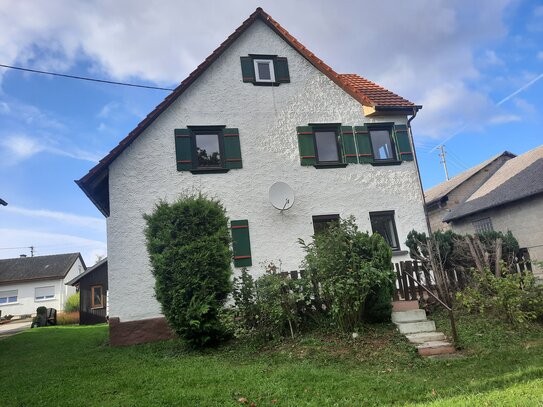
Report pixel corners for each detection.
[339,74,417,107]
[77,8,421,216]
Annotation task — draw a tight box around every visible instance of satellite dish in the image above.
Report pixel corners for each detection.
[269,182,295,211]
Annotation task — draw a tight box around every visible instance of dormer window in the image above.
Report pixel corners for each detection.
[254,59,275,83]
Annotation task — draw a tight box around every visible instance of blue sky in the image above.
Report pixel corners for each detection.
[0,0,542,264]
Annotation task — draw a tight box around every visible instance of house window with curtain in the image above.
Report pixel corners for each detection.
[370,211,400,250]
[91,285,104,309]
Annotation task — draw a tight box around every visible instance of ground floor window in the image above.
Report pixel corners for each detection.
[0,290,18,304]
[312,214,340,234]
[35,286,55,301]
[369,211,400,250]
[472,217,493,233]
[91,285,104,309]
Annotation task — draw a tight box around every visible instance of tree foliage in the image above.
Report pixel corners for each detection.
[144,194,232,347]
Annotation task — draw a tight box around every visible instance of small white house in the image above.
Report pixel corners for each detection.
[77,8,429,345]
[0,253,85,317]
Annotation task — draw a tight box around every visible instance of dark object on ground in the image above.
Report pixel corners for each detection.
[31,307,57,328]
[46,308,57,326]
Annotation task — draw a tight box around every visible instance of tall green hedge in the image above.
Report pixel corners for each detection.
[144,194,232,347]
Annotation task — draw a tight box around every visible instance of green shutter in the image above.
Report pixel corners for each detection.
[354,125,373,163]
[394,124,413,161]
[223,128,242,169]
[274,57,290,83]
[340,126,357,164]
[296,126,316,166]
[174,128,192,171]
[240,57,255,83]
[231,220,252,267]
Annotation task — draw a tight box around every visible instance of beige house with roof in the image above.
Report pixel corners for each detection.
[426,146,543,274]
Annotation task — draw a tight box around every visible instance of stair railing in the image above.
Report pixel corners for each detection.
[399,268,459,345]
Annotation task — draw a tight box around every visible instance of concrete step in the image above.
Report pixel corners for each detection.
[396,320,436,335]
[392,300,419,312]
[417,340,455,356]
[391,309,427,323]
[405,332,446,344]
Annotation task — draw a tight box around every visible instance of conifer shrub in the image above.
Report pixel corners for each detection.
[144,194,232,347]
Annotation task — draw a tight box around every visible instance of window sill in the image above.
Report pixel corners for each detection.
[91,306,105,310]
[313,163,348,169]
[392,250,409,257]
[252,81,281,87]
[0,302,20,306]
[371,160,403,167]
[35,298,56,302]
[190,168,230,175]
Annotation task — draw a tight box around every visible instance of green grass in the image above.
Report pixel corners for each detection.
[0,312,542,406]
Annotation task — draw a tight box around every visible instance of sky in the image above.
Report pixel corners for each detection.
[0,0,542,265]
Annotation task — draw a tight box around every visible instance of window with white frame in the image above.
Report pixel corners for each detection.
[253,59,275,82]
[35,286,55,301]
[0,290,18,304]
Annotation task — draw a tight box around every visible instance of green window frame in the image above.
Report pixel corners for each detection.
[240,55,290,86]
[174,126,243,173]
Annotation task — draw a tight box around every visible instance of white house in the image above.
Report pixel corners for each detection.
[77,8,429,345]
[0,253,85,317]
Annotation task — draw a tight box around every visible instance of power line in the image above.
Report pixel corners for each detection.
[0,63,175,91]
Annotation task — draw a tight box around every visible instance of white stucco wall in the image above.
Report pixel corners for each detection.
[0,257,83,316]
[107,20,428,322]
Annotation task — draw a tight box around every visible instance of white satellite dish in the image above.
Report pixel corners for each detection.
[269,182,295,211]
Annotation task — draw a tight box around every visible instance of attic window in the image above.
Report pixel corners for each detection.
[254,59,275,82]
[240,55,290,85]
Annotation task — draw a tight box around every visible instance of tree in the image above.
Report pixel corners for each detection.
[144,193,232,347]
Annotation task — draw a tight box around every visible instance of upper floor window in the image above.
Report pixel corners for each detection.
[314,129,340,164]
[473,217,493,233]
[240,55,290,85]
[174,127,242,173]
[370,211,400,250]
[370,127,396,161]
[0,290,17,304]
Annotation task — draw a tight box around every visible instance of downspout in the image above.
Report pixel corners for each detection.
[407,107,433,236]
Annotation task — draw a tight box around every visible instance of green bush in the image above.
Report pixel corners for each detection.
[64,293,80,312]
[144,194,232,347]
[232,267,311,341]
[300,216,394,331]
[457,267,543,325]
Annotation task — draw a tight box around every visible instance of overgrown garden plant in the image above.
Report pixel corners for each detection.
[300,217,394,331]
[144,194,232,347]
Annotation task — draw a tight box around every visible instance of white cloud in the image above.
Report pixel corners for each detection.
[3,206,104,231]
[0,0,518,141]
[0,228,106,266]
[537,51,543,61]
[487,114,521,125]
[0,134,99,164]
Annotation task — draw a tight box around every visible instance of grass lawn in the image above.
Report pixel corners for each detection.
[0,312,542,406]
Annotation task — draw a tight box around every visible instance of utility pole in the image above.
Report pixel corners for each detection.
[438,145,450,181]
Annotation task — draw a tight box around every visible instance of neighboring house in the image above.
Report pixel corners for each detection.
[0,253,85,316]
[425,151,515,232]
[66,258,108,325]
[77,8,429,345]
[427,145,543,275]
